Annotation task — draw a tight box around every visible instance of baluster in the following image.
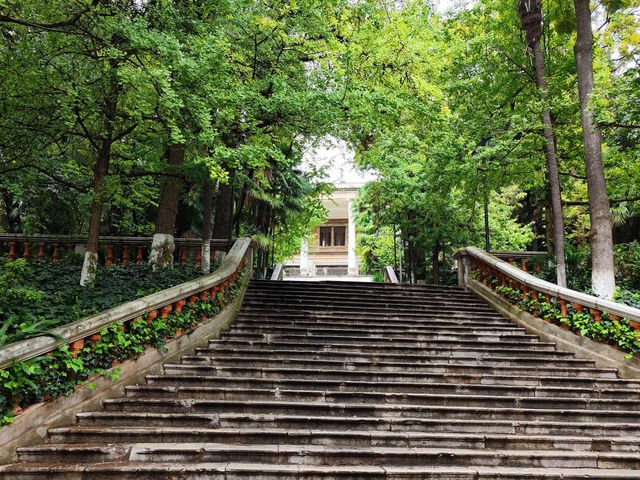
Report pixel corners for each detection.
[8,241,16,261]
[507,257,514,265]
[122,245,130,266]
[22,241,30,260]
[589,308,602,323]
[180,247,188,266]
[146,310,158,326]
[200,290,210,301]
[70,339,84,358]
[521,258,527,272]
[188,295,198,305]
[160,304,172,318]
[66,243,74,255]
[38,242,46,259]
[136,246,144,264]
[195,247,202,267]
[52,243,60,262]
[174,299,186,313]
[105,245,114,266]
[557,299,567,317]
[573,303,584,313]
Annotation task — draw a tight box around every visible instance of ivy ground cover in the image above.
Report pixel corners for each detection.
[0,256,207,346]
[0,260,247,427]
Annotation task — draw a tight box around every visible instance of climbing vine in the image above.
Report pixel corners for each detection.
[0,265,248,427]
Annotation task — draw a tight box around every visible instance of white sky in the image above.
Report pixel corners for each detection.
[301,137,377,186]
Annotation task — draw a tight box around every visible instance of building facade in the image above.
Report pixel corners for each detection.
[289,185,362,277]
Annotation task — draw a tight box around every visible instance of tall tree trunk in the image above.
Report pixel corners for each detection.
[80,149,110,286]
[201,180,213,273]
[80,63,118,286]
[544,195,554,255]
[212,181,234,242]
[518,0,567,287]
[574,0,615,298]
[149,143,185,270]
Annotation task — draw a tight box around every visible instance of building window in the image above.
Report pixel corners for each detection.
[319,225,347,247]
[333,226,346,246]
[319,227,332,247]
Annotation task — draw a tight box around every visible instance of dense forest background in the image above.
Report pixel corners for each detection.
[0,0,638,298]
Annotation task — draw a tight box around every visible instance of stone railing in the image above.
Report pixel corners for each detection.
[0,233,233,267]
[383,266,399,284]
[0,237,254,370]
[491,250,547,272]
[454,246,640,331]
[270,263,285,281]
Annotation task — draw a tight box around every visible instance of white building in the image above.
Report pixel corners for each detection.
[289,184,362,278]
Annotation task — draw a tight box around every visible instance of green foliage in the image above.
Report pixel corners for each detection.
[0,257,209,346]
[0,264,249,427]
[495,285,640,358]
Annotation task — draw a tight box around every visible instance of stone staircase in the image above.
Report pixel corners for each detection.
[3,280,640,479]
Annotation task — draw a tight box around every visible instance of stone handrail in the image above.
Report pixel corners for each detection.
[383,266,399,284]
[454,246,640,328]
[0,233,233,267]
[270,263,284,281]
[0,237,254,370]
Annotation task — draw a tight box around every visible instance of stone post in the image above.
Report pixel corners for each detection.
[348,200,357,276]
[300,239,309,276]
[453,249,470,288]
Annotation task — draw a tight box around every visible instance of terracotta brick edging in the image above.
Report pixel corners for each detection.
[0,281,248,464]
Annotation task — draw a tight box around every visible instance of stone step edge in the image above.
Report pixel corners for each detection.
[46,426,640,444]
[3,462,640,479]
[100,398,640,417]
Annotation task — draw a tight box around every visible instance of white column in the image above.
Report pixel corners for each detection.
[300,238,309,275]
[348,201,357,275]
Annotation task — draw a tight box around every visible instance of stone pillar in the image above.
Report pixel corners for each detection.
[300,239,309,275]
[348,201,357,275]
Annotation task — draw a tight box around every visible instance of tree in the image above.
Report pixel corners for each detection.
[573,0,616,298]
[517,0,567,287]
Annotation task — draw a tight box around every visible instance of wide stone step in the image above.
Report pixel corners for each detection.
[249,280,467,293]
[242,289,487,306]
[227,325,539,342]
[201,342,578,358]
[150,365,636,389]
[15,443,640,469]
[169,358,615,379]
[4,462,640,480]
[234,318,527,332]
[129,376,639,400]
[238,310,512,323]
[100,398,640,424]
[75,411,640,437]
[241,303,500,316]
[242,297,494,311]
[45,427,640,452]
[119,385,640,411]
[162,361,620,382]
[185,350,596,369]
[216,333,557,350]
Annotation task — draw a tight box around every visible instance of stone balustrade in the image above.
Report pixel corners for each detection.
[0,234,232,267]
[454,246,640,332]
[0,237,254,370]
